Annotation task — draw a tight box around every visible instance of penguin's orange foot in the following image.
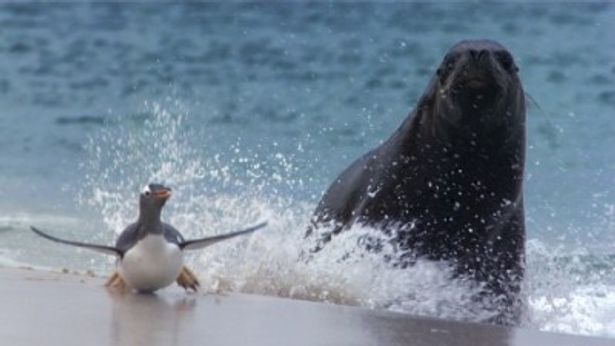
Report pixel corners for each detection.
[105,271,128,293]
[176,266,200,292]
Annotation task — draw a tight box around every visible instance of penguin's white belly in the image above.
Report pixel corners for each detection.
[118,235,183,292]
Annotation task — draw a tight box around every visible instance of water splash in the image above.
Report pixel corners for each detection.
[80,100,205,233]
[77,101,615,338]
[78,101,488,318]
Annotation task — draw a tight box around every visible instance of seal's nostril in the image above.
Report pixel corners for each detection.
[470,49,489,61]
[477,49,488,61]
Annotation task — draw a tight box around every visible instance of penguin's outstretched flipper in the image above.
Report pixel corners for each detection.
[31,226,122,257]
[178,222,267,251]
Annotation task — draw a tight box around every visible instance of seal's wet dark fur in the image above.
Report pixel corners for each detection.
[307,40,526,325]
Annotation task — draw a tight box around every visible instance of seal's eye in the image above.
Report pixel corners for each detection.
[495,51,518,73]
[437,54,458,80]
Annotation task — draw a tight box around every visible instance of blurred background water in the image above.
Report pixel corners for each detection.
[0,2,614,338]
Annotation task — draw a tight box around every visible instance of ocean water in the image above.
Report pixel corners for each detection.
[1,2,614,338]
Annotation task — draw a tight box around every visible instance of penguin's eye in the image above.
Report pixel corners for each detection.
[142,185,151,197]
[144,191,151,197]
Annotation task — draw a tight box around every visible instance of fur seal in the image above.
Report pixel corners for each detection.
[307,39,526,325]
[32,183,267,293]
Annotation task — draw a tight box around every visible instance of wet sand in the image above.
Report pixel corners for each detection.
[0,267,612,346]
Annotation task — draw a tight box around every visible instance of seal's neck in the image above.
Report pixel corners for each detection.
[394,104,525,206]
[395,104,525,176]
[415,100,524,154]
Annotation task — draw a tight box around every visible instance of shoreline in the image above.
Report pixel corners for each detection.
[0,266,613,346]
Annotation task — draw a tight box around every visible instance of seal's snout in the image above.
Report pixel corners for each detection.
[453,47,508,97]
[457,66,497,92]
[463,49,497,77]
[437,40,522,120]
[468,49,488,63]
[464,47,518,77]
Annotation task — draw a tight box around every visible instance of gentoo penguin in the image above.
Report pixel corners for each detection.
[31,183,266,293]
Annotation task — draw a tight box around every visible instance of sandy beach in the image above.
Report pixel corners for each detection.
[0,267,612,346]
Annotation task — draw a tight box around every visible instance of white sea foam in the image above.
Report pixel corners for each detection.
[525,239,615,337]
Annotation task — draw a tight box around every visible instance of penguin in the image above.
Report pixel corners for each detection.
[31,183,266,293]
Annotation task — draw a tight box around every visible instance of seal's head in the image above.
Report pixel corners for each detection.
[139,183,172,215]
[431,39,524,137]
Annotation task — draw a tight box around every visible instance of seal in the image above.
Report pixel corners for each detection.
[31,183,267,293]
[306,39,526,325]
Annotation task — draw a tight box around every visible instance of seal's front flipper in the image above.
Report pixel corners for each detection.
[176,266,200,292]
[30,226,122,257]
[179,221,267,251]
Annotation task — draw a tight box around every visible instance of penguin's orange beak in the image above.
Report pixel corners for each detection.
[153,188,172,200]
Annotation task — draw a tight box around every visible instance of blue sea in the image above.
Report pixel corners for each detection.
[1,2,614,338]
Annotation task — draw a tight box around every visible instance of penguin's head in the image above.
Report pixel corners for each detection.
[140,183,171,212]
